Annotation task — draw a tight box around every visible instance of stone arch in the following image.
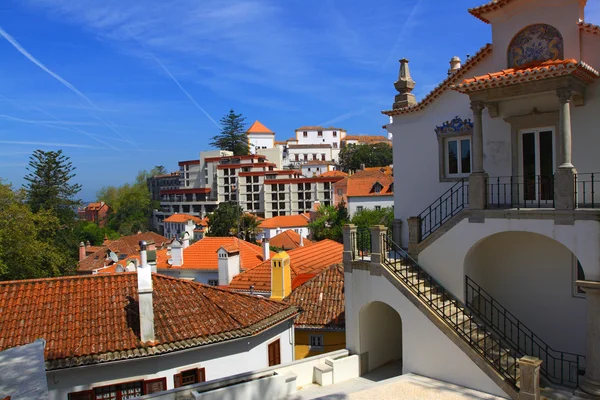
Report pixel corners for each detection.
[507,24,564,68]
[463,231,586,355]
[359,301,402,373]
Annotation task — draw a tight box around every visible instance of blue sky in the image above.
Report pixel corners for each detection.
[0,0,598,200]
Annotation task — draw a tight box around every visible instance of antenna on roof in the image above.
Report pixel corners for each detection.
[109,251,118,263]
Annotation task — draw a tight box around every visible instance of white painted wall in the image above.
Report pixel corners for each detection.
[164,221,196,240]
[344,268,508,398]
[296,129,344,147]
[263,226,309,241]
[46,320,295,400]
[347,196,394,216]
[249,133,275,154]
[157,268,218,285]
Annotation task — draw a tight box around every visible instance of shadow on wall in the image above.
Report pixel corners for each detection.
[359,301,402,374]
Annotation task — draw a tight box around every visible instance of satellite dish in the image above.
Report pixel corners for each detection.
[109,251,118,263]
[167,258,174,266]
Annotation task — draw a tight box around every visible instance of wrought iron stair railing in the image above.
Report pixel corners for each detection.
[380,233,519,389]
[465,276,585,388]
[418,179,469,241]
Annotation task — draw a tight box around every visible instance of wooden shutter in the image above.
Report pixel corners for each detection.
[68,390,94,400]
[268,339,281,366]
[143,377,167,394]
[173,373,182,388]
[196,367,206,383]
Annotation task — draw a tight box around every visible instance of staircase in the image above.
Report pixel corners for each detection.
[418,179,469,241]
[466,276,585,388]
[378,233,520,392]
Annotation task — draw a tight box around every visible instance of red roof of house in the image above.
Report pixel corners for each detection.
[269,230,312,250]
[228,239,343,293]
[78,232,170,272]
[164,214,202,224]
[453,59,600,93]
[260,214,310,229]
[247,120,274,134]
[286,264,345,330]
[0,273,299,370]
[342,135,391,145]
[579,21,600,36]
[468,0,517,24]
[319,170,348,178]
[346,170,394,197]
[156,237,271,271]
[85,202,109,211]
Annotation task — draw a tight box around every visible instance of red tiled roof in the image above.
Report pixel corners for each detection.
[247,120,274,134]
[453,59,600,93]
[382,44,493,116]
[364,166,393,175]
[286,264,345,330]
[468,0,516,24]
[164,213,202,224]
[260,214,310,229]
[78,232,170,272]
[319,170,348,178]
[85,202,109,211]
[579,21,600,35]
[342,135,391,144]
[0,273,299,370]
[156,237,271,271]
[178,160,200,166]
[228,239,343,293]
[269,230,312,250]
[346,170,394,197]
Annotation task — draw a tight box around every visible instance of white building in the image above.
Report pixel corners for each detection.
[247,120,275,154]
[259,214,311,241]
[334,169,394,215]
[162,213,202,240]
[301,160,337,177]
[0,244,298,400]
[344,1,600,399]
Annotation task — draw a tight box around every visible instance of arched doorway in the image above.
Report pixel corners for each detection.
[464,231,586,355]
[359,301,402,373]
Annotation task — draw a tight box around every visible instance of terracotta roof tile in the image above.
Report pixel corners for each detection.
[453,59,600,93]
[157,237,270,271]
[468,0,516,23]
[342,135,391,144]
[260,214,310,229]
[579,21,600,35]
[0,274,299,370]
[319,170,348,178]
[269,230,313,250]
[286,264,344,330]
[346,170,394,197]
[163,213,202,224]
[382,44,493,116]
[247,120,274,134]
[228,239,343,293]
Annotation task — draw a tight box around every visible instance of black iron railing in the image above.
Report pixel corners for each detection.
[487,175,554,209]
[418,179,469,241]
[465,276,584,387]
[380,233,519,387]
[350,228,372,261]
[575,173,600,208]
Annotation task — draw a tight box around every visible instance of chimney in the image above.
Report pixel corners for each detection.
[263,239,270,261]
[85,240,91,247]
[299,232,304,247]
[270,251,291,300]
[137,241,155,343]
[171,239,184,267]
[393,58,417,109]
[360,163,365,171]
[146,241,157,273]
[79,241,86,261]
[103,235,110,246]
[448,56,461,76]
[182,231,190,249]
[218,246,241,285]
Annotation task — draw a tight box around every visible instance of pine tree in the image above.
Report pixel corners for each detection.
[210,109,249,155]
[24,149,82,226]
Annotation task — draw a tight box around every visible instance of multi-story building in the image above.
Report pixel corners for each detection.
[246,120,275,154]
[77,201,111,227]
[147,172,180,202]
[341,134,392,147]
[282,126,346,168]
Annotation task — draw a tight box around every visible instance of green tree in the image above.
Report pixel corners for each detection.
[351,207,395,230]
[0,182,70,280]
[207,202,243,237]
[210,109,249,155]
[73,221,119,246]
[232,213,262,243]
[23,149,82,225]
[338,143,393,172]
[308,202,350,242]
[150,165,167,176]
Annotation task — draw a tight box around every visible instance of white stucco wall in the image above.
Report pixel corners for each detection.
[46,320,295,400]
[264,226,309,241]
[249,134,275,154]
[347,196,394,216]
[344,269,508,398]
[157,268,218,284]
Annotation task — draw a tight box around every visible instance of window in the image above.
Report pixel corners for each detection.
[268,339,281,366]
[279,184,285,191]
[304,154,308,161]
[357,206,363,212]
[313,154,317,160]
[333,131,337,137]
[295,154,299,161]
[174,368,206,388]
[303,131,308,137]
[373,183,383,193]
[317,131,323,137]
[309,334,324,350]
[253,176,259,183]
[375,206,381,211]
[143,378,167,394]
[333,142,338,148]
[94,381,143,399]
[208,279,218,286]
[246,177,252,183]
[445,137,471,177]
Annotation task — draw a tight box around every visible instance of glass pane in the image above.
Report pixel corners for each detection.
[447,140,458,175]
[522,132,536,201]
[461,139,471,174]
[539,130,554,200]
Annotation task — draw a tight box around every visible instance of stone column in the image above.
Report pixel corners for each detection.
[369,225,387,274]
[469,100,488,210]
[407,217,421,259]
[518,356,543,400]
[392,219,403,247]
[576,280,600,396]
[554,88,577,210]
[342,224,357,269]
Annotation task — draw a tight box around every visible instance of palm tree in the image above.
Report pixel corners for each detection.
[234,214,262,243]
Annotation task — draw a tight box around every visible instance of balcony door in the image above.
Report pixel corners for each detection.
[520,128,554,203]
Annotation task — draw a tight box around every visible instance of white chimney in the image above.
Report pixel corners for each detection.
[137,241,155,343]
[171,239,183,266]
[299,233,304,247]
[182,231,190,249]
[263,239,270,261]
[218,247,241,285]
[448,56,462,75]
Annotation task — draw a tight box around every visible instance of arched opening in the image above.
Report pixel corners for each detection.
[507,24,564,68]
[464,231,585,355]
[359,301,402,373]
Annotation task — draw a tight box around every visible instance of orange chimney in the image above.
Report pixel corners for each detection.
[79,242,86,261]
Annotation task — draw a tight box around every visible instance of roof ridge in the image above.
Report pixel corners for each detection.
[0,271,137,285]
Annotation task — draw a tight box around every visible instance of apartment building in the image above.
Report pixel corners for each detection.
[147,172,180,202]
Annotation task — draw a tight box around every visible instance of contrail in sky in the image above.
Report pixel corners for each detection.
[0,26,137,147]
[383,0,423,69]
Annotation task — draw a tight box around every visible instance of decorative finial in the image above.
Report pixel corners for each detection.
[393,59,417,109]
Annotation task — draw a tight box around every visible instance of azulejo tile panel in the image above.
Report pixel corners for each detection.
[508,24,564,68]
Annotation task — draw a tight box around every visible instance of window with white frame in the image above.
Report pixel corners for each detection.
[436,116,474,181]
[309,334,324,350]
[445,137,471,177]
